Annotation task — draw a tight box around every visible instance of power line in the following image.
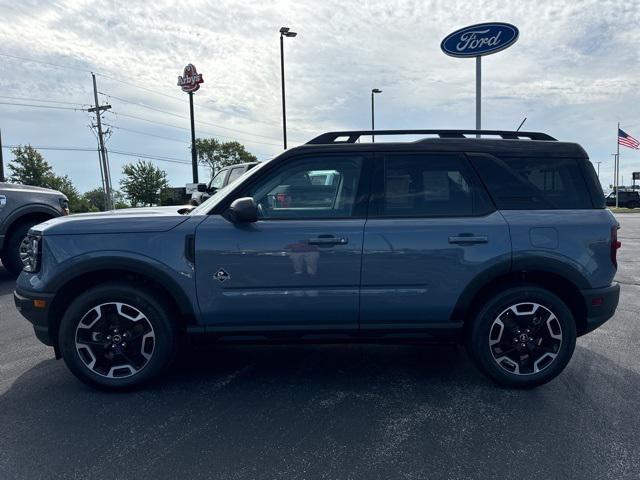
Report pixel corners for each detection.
[107,110,287,147]
[105,125,188,144]
[96,72,293,130]
[2,145,96,152]
[104,124,274,158]
[2,144,190,165]
[109,150,191,164]
[0,101,85,111]
[0,95,88,106]
[0,51,314,135]
[0,52,93,73]
[100,91,301,142]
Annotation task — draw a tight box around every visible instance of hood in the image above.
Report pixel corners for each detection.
[0,182,66,198]
[71,205,194,218]
[33,212,190,235]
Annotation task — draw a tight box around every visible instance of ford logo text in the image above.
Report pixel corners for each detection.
[441,22,519,58]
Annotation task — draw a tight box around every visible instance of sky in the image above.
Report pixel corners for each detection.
[0,0,639,193]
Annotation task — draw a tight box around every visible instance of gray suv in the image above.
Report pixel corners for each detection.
[14,130,620,390]
[0,182,68,275]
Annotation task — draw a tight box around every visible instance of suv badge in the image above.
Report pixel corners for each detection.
[214,268,231,283]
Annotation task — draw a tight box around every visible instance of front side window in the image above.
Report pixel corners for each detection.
[248,156,364,219]
[378,153,490,217]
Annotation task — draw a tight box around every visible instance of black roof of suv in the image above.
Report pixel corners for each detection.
[302,129,587,157]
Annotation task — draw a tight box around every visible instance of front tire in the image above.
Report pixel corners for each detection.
[58,283,177,389]
[467,286,577,388]
[1,220,42,275]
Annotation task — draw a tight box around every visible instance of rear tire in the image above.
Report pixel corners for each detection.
[1,220,40,275]
[58,282,177,390]
[467,286,576,388]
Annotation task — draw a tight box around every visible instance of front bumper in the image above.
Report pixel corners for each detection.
[579,282,620,336]
[14,288,55,346]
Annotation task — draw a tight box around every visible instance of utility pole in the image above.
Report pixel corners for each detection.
[0,129,5,182]
[88,73,113,210]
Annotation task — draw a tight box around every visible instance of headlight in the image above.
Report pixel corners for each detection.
[20,234,41,273]
[59,198,70,215]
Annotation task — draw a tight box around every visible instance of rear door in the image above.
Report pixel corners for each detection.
[195,153,371,330]
[360,151,511,329]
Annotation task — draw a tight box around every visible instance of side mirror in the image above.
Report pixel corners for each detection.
[229,197,258,223]
[196,183,208,192]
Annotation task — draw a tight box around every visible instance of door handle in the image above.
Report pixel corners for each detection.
[308,236,349,246]
[448,234,488,244]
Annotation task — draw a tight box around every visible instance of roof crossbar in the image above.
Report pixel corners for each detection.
[306,130,557,144]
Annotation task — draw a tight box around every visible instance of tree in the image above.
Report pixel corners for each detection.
[195,138,257,178]
[120,160,169,207]
[47,175,93,213]
[8,145,54,186]
[8,145,90,213]
[84,188,128,211]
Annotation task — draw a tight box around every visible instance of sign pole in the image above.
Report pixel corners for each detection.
[177,63,203,184]
[441,23,519,137]
[476,56,481,136]
[189,91,198,184]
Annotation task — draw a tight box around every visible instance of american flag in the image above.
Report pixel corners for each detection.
[618,128,640,149]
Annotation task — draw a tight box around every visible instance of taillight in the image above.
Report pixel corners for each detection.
[611,226,621,268]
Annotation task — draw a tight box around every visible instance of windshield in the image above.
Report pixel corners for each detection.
[190,160,271,215]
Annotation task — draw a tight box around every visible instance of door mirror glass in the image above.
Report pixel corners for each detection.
[229,197,258,223]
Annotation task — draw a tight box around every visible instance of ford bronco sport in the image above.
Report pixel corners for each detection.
[14,130,620,390]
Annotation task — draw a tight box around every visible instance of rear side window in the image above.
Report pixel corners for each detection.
[470,154,594,209]
[375,153,493,217]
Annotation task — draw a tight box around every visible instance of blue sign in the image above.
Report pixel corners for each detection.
[441,22,519,58]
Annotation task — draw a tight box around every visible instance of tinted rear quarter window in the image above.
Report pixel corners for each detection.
[470,154,594,209]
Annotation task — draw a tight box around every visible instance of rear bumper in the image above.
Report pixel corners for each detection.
[14,288,55,346]
[579,282,620,336]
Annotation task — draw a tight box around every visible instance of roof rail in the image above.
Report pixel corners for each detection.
[306,130,557,144]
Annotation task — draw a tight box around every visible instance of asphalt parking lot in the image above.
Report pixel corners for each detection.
[1,214,639,480]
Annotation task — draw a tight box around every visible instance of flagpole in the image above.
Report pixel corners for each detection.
[616,122,620,208]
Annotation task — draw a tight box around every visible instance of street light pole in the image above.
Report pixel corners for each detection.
[595,161,602,179]
[371,88,382,143]
[279,27,297,150]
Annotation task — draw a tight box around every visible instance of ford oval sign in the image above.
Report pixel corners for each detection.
[441,22,519,58]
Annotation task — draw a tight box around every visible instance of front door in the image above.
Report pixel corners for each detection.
[360,152,511,329]
[195,153,371,331]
